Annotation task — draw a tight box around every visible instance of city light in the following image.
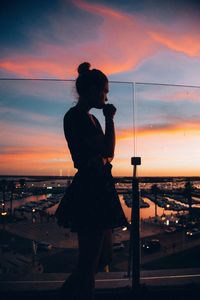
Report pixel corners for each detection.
[1,212,7,216]
[122,227,127,231]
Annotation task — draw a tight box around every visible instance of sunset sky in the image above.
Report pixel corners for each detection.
[0,0,200,176]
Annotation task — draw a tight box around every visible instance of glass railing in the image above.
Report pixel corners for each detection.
[134,82,200,273]
[0,78,200,288]
[0,79,134,277]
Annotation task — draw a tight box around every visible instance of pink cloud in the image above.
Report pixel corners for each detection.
[0,0,199,86]
[0,1,159,78]
[0,120,65,147]
[72,0,159,74]
[73,0,124,19]
[160,89,200,102]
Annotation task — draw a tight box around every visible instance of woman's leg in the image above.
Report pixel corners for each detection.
[60,228,105,300]
[97,229,113,272]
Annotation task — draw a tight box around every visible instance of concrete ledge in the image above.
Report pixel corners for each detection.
[1,284,200,300]
[1,270,200,299]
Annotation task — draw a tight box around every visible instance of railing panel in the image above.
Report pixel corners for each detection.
[0,79,134,277]
[1,78,200,285]
[134,83,200,272]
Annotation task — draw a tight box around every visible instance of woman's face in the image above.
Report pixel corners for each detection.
[91,81,109,109]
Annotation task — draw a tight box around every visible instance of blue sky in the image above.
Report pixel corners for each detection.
[0,0,200,176]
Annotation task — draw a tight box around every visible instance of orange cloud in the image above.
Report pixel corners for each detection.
[115,126,200,177]
[0,145,74,176]
[116,118,200,140]
[0,157,73,176]
[150,30,200,57]
[0,58,68,78]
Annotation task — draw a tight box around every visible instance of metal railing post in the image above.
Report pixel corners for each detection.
[130,157,141,290]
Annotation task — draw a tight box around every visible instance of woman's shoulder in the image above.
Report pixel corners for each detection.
[64,106,81,123]
[64,106,77,117]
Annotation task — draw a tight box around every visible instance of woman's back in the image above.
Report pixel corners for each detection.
[64,105,105,170]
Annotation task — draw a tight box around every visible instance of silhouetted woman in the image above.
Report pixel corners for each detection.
[57,62,128,300]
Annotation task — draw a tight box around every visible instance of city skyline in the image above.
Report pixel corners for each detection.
[0,0,200,176]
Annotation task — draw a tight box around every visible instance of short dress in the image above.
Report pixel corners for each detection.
[56,106,128,232]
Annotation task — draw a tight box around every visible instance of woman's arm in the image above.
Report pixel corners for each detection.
[103,104,116,161]
[104,117,115,159]
[83,104,116,165]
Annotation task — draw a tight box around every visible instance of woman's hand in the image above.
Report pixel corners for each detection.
[103,104,116,119]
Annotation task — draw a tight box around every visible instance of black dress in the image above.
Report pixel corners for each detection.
[56,105,128,232]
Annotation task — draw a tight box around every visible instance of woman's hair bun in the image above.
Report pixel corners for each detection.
[78,62,91,75]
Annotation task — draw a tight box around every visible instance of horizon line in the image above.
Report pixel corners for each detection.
[0,175,199,179]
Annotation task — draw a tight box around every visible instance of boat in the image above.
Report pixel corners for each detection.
[123,194,150,208]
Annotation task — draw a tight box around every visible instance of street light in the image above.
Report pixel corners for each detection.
[32,208,36,223]
[1,211,7,216]
[1,210,8,230]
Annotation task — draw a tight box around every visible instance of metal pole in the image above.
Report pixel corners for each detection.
[131,157,141,290]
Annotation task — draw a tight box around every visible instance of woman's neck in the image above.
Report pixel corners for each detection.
[76,98,91,113]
